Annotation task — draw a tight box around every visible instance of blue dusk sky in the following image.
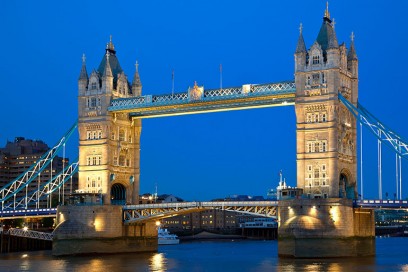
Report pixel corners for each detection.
[1,1,407,201]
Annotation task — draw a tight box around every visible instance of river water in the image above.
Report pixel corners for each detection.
[0,237,407,272]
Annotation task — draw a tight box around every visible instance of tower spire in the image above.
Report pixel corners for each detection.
[295,23,307,54]
[132,60,142,96]
[324,1,330,20]
[79,53,88,80]
[348,32,358,60]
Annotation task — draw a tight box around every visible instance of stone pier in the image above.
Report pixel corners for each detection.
[52,205,157,256]
[278,198,375,258]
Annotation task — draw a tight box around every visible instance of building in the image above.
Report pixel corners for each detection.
[77,37,142,205]
[294,5,358,199]
[0,137,76,209]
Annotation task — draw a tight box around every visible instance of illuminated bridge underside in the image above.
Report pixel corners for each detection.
[123,201,278,224]
[109,82,295,118]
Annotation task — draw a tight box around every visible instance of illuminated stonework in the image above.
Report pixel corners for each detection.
[294,9,358,199]
[77,40,142,204]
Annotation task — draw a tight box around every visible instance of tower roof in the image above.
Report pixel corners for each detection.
[97,36,124,81]
[295,23,307,53]
[132,60,142,87]
[79,54,88,81]
[315,3,338,51]
[347,32,358,60]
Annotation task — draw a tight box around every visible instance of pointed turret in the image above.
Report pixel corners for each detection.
[102,53,114,92]
[78,54,89,95]
[315,2,338,51]
[295,23,307,72]
[132,60,142,96]
[347,32,357,60]
[79,54,88,81]
[347,32,358,79]
[295,23,307,54]
[98,36,124,84]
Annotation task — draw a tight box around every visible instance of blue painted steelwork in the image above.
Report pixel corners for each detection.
[339,93,408,158]
[2,161,79,211]
[0,121,78,207]
[108,81,296,117]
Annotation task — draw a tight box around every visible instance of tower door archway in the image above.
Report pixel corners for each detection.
[339,172,355,199]
[111,183,126,205]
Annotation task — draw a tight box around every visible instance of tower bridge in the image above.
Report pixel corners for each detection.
[1,4,408,257]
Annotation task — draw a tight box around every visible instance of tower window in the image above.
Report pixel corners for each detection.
[312,55,320,65]
[91,82,97,90]
[91,98,97,108]
[119,129,125,142]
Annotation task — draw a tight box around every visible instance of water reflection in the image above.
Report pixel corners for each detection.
[150,253,167,272]
[278,256,376,272]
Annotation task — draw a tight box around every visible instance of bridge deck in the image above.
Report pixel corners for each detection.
[109,82,296,118]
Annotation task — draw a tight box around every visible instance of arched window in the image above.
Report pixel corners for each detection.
[119,155,125,166]
[322,142,327,152]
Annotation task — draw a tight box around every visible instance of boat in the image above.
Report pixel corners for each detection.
[158,227,180,245]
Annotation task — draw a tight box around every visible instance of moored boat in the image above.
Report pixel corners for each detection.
[158,227,180,245]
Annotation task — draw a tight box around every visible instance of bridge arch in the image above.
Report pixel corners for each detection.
[339,169,356,199]
[111,183,126,205]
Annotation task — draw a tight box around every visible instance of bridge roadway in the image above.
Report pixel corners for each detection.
[1,200,407,221]
[108,81,296,118]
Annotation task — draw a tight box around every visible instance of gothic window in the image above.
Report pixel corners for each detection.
[307,76,311,85]
[93,132,96,139]
[119,129,125,142]
[322,164,326,171]
[322,113,327,122]
[87,131,91,140]
[119,155,125,166]
[92,157,97,165]
[308,143,312,153]
[129,135,132,143]
[321,72,325,83]
[312,55,320,65]
[97,98,101,107]
[322,142,327,152]
[113,156,118,166]
[97,156,101,165]
[308,165,312,171]
[111,131,115,140]
[312,74,320,85]
[98,131,102,139]
[91,178,96,187]
[87,157,91,166]
[91,97,97,108]
[126,159,130,167]
[97,176,101,188]
[314,142,320,153]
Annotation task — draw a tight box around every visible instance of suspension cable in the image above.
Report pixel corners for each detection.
[378,131,382,199]
[360,118,364,199]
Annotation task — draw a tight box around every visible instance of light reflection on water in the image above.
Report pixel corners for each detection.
[0,238,406,272]
[150,253,167,271]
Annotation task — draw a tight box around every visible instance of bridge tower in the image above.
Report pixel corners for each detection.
[294,6,358,199]
[278,4,375,258]
[77,37,142,205]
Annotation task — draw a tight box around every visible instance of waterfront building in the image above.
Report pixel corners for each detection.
[0,137,77,208]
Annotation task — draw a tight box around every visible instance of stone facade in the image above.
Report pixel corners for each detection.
[53,205,157,256]
[77,38,142,205]
[294,7,358,199]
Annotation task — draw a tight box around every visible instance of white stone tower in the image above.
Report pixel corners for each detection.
[294,4,359,199]
[77,37,142,204]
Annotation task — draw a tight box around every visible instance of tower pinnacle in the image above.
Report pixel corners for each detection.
[324,1,330,20]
